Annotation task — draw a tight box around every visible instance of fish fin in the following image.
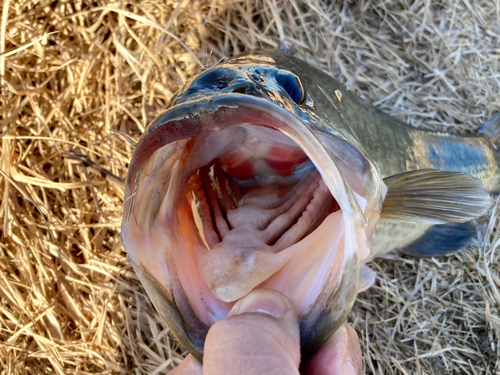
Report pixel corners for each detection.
[478,112,500,138]
[278,40,296,55]
[380,169,492,224]
[358,266,376,293]
[398,221,477,258]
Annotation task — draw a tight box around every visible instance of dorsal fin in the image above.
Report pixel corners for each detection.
[478,112,500,139]
[278,40,296,55]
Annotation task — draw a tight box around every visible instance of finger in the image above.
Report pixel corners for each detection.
[304,323,362,375]
[169,354,203,375]
[203,289,301,375]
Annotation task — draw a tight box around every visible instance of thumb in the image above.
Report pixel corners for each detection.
[203,289,301,375]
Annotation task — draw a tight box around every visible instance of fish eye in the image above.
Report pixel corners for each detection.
[275,71,306,105]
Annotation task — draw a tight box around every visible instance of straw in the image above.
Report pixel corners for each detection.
[1,0,499,373]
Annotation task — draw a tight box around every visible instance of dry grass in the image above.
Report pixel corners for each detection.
[1,0,499,373]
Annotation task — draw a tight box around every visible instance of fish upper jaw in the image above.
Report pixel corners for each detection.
[121,93,377,359]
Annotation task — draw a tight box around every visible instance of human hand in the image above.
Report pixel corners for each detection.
[170,289,362,375]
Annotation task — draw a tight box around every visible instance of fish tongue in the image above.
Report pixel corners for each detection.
[198,231,290,302]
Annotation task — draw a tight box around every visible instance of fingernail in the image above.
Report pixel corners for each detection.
[233,289,288,318]
[342,361,359,375]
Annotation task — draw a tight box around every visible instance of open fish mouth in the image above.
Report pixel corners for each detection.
[122,94,369,357]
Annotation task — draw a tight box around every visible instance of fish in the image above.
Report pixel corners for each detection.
[120,49,498,360]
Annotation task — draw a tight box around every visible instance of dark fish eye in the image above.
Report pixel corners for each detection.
[275,71,306,105]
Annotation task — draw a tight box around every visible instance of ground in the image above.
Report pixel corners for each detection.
[0,0,499,374]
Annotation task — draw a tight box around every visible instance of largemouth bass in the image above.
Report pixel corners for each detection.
[121,50,497,360]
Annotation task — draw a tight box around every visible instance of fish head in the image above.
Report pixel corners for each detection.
[121,50,386,359]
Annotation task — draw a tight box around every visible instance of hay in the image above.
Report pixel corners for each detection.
[1,0,499,373]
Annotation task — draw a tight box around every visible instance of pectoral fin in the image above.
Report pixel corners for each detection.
[380,169,492,224]
[358,266,376,293]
